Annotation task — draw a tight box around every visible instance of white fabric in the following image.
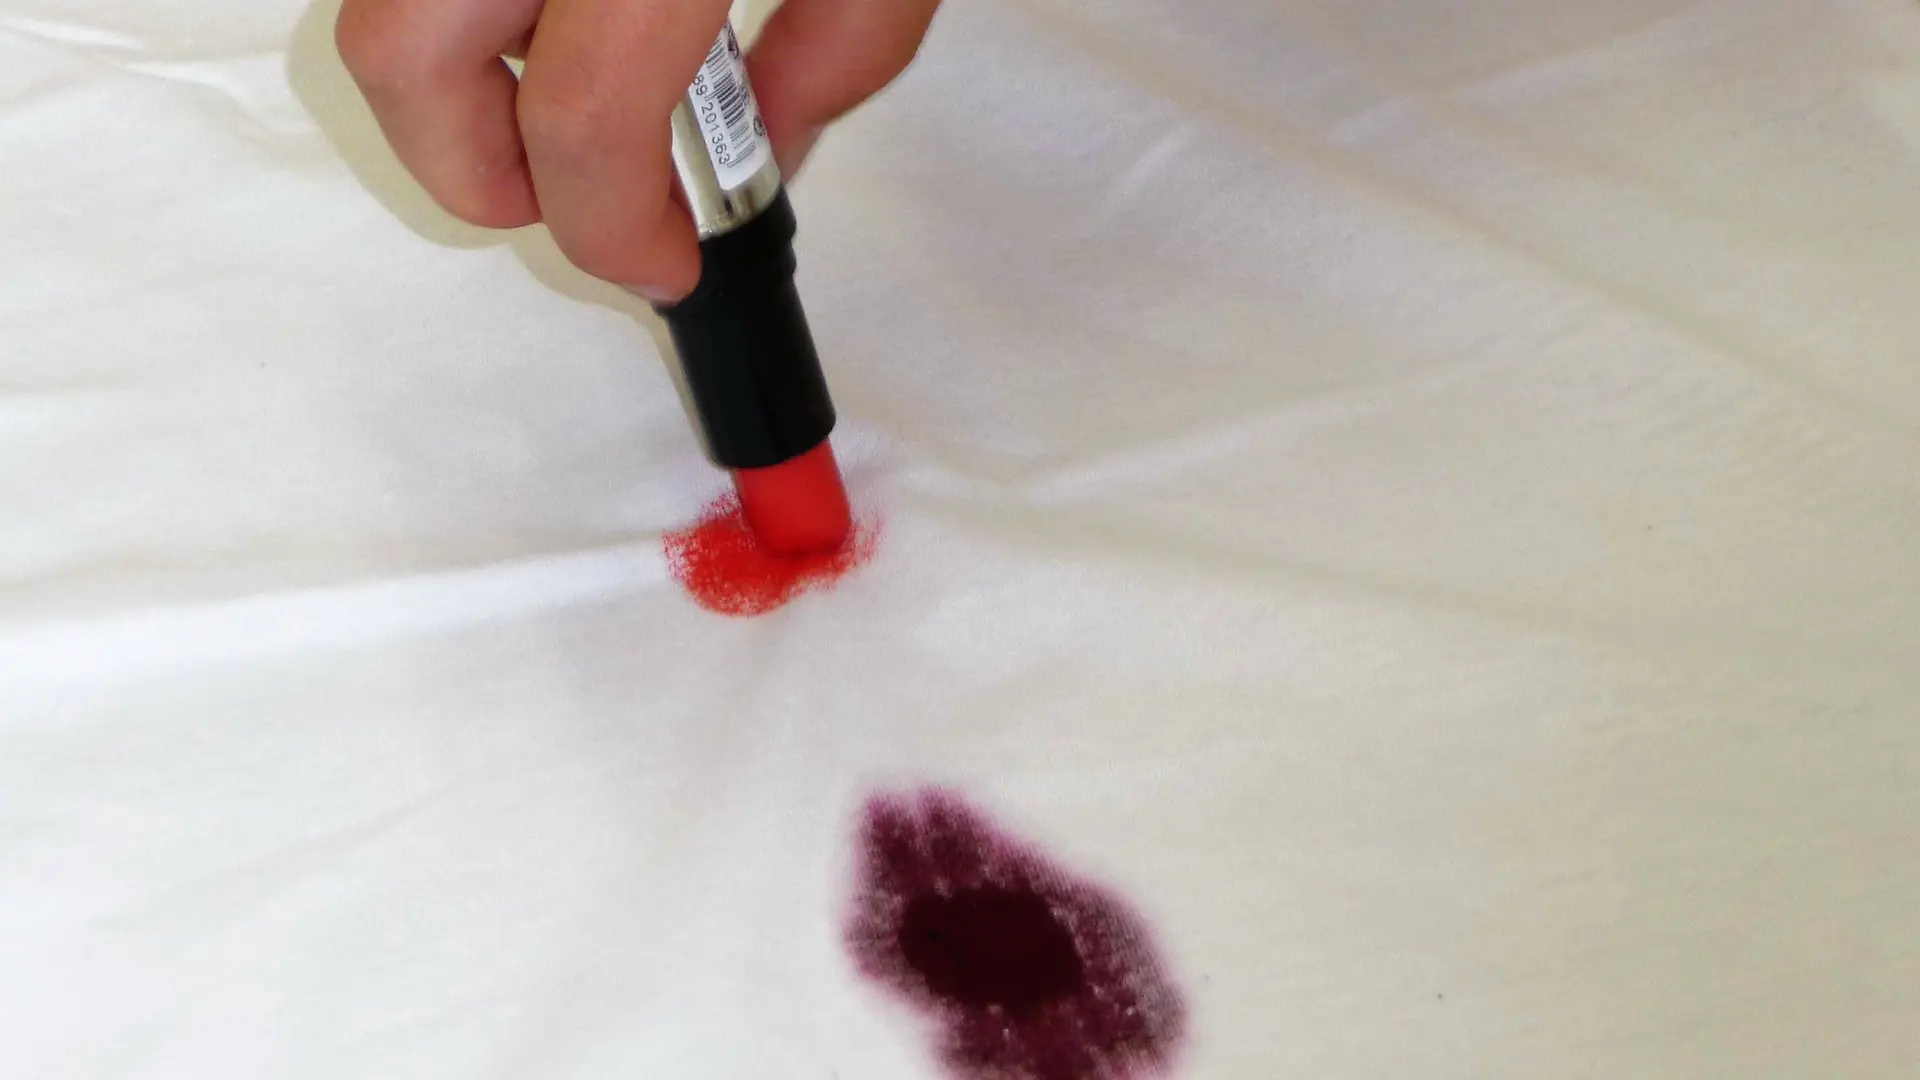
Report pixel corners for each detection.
[5,0,1919,1075]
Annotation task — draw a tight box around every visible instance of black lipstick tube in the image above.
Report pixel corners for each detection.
[653,21,835,471]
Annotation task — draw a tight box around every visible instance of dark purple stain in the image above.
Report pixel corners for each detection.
[845,789,1187,1080]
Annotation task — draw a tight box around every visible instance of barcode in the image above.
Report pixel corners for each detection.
[704,36,753,153]
[689,25,771,190]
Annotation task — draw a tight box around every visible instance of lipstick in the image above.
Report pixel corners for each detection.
[654,20,851,556]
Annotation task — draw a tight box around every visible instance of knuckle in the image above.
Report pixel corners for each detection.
[516,70,627,154]
[334,0,421,87]
[856,36,924,96]
[843,61,903,105]
[799,31,927,120]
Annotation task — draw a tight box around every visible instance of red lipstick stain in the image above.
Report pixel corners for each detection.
[663,494,876,617]
[846,790,1187,1080]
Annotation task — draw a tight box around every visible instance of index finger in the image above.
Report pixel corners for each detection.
[515,0,734,296]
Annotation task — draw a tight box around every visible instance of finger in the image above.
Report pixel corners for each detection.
[745,0,942,177]
[336,0,543,228]
[516,0,731,297]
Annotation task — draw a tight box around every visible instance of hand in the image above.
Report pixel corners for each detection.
[336,0,942,300]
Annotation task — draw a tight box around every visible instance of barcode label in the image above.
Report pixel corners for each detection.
[689,24,772,191]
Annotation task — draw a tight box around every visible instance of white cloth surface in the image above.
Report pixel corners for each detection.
[4,0,1919,1076]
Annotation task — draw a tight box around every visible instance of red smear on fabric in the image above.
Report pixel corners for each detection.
[664,494,877,617]
[846,789,1187,1080]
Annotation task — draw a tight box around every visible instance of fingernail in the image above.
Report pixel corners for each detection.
[623,284,681,306]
